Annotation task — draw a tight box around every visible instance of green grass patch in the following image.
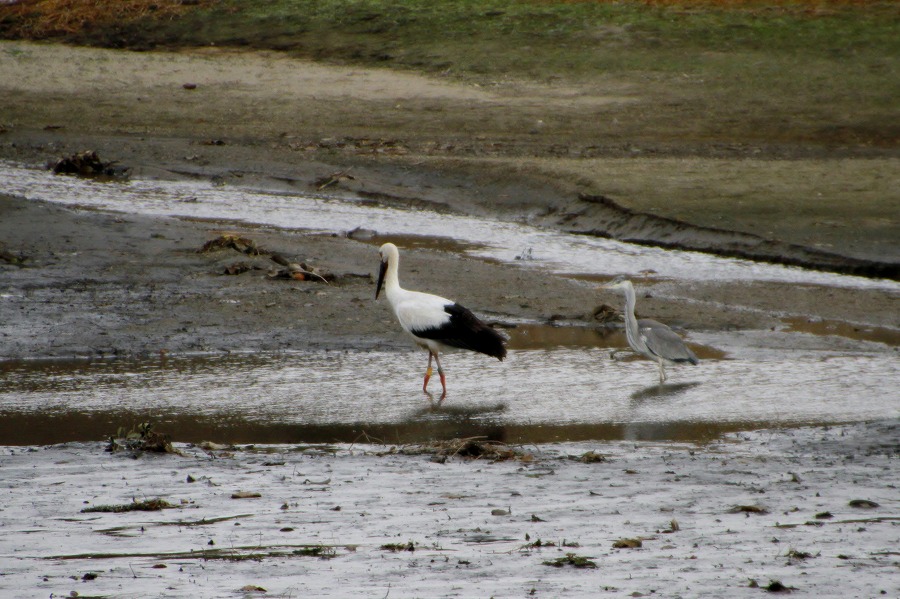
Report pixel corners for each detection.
[2,1,896,84]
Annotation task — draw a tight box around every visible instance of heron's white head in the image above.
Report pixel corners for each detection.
[376,243,399,299]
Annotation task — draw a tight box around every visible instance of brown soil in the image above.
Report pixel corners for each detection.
[0,41,897,359]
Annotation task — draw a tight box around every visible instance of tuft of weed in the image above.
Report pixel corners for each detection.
[82,498,175,513]
[542,552,598,569]
[106,421,179,455]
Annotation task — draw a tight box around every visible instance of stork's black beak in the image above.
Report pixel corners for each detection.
[375,258,388,299]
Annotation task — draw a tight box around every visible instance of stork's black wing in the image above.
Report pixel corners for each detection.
[412,303,507,360]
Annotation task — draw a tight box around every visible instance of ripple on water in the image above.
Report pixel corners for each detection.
[0,345,896,445]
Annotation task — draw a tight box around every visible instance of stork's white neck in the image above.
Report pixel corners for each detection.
[382,245,403,303]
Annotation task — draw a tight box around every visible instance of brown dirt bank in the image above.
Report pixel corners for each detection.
[1,191,897,360]
[0,42,898,360]
[0,42,897,277]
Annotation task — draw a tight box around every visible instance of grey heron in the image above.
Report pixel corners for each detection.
[376,243,507,399]
[604,278,698,383]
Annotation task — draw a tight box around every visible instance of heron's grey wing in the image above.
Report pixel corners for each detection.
[637,319,699,364]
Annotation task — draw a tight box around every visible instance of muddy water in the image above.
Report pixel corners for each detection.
[1,324,897,445]
[2,163,898,446]
[2,162,897,289]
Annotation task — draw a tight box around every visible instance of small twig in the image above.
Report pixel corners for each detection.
[316,169,353,191]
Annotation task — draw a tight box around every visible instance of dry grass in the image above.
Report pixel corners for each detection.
[389,437,533,462]
[0,0,215,38]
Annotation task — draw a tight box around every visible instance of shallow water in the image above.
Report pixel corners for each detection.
[2,328,896,445]
[2,163,898,446]
[3,162,898,290]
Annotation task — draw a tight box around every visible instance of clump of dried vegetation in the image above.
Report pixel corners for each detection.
[0,0,214,38]
[49,150,127,178]
[82,497,175,513]
[542,552,598,569]
[106,421,180,455]
[390,437,533,462]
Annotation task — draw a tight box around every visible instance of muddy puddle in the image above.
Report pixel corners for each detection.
[2,322,896,446]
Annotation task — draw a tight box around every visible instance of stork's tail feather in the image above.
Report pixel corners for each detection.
[481,326,508,361]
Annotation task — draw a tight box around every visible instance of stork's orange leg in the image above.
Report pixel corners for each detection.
[434,353,447,399]
[423,352,434,393]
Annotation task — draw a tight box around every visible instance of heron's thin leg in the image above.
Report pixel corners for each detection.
[423,352,434,393]
[658,360,667,384]
[433,353,447,399]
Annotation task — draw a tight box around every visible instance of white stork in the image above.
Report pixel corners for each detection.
[375,242,507,399]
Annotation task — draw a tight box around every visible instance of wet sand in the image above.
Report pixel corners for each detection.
[1,422,897,598]
[2,190,897,361]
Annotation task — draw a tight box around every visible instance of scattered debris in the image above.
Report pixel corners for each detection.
[848,499,879,509]
[765,580,796,593]
[49,150,127,178]
[222,261,260,276]
[730,505,769,514]
[82,498,175,513]
[346,226,377,241]
[106,422,178,455]
[198,234,336,282]
[0,246,27,266]
[231,491,262,499]
[201,139,226,146]
[267,257,335,283]
[612,538,643,549]
[662,519,680,533]
[198,441,233,451]
[814,511,833,519]
[239,585,266,593]
[542,553,597,569]
[577,450,607,463]
[394,437,532,462]
[515,247,533,261]
[380,542,415,552]
[294,546,337,559]
[591,303,619,323]
[315,169,355,191]
[200,233,264,256]
[786,549,814,561]
[183,82,197,90]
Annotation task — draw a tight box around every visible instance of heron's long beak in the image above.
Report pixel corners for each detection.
[375,258,388,299]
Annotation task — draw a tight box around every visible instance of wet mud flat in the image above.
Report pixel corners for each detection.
[1,421,897,598]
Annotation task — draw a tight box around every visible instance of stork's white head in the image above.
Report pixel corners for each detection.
[603,276,632,293]
[376,243,399,299]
